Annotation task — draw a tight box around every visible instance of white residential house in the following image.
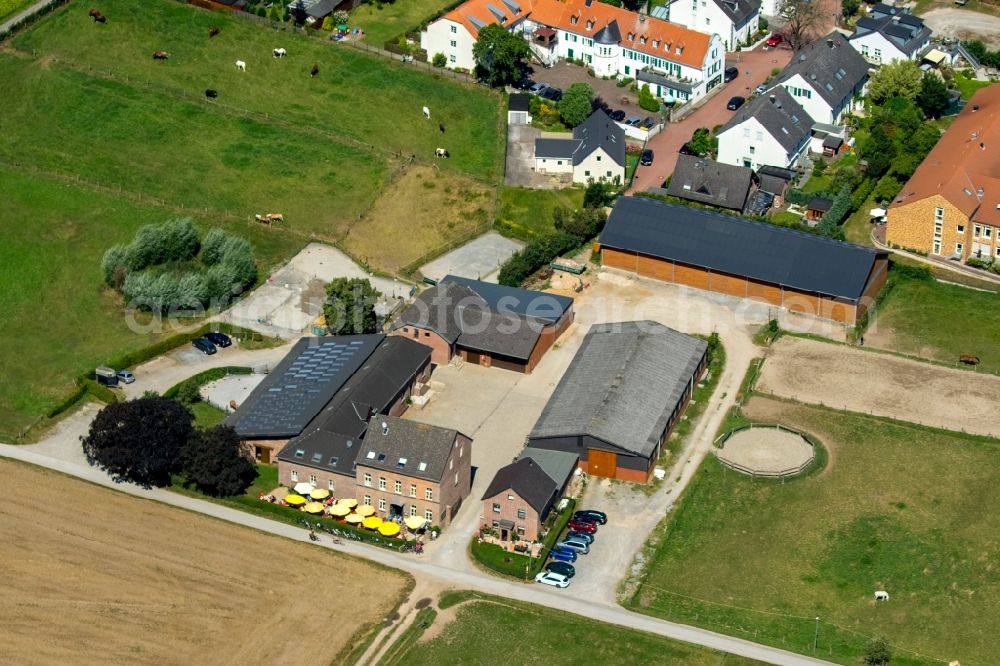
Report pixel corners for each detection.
[765,32,870,124]
[422,0,726,103]
[716,87,811,170]
[849,4,932,66]
[665,0,761,51]
[534,110,626,184]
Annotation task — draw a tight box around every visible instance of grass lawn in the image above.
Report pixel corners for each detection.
[496,186,585,240]
[0,0,31,22]
[953,72,992,101]
[391,593,765,665]
[189,401,227,428]
[12,0,504,181]
[866,273,1000,373]
[351,0,457,47]
[625,153,640,185]
[843,197,876,246]
[801,173,831,194]
[0,166,302,441]
[770,210,804,227]
[630,397,1000,665]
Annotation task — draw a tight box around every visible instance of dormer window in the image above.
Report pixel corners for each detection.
[675,45,683,54]
[652,39,659,48]
[570,14,578,24]
[664,41,670,50]
[628,32,635,40]
[586,19,595,30]
[639,36,646,44]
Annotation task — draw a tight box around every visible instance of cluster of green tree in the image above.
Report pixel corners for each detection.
[498,182,613,286]
[963,40,1000,69]
[637,84,661,113]
[82,397,256,496]
[473,25,530,87]
[322,277,381,336]
[857,96,941,202]
[101,221,257,313]
[867,60,950,118]
[685,127,718,158]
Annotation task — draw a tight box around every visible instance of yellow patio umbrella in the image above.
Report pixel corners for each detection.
[378,522,401,537]
[404,515,427,531]
[303,502,325,514]
[309,488,330,500]
[363,516,383,530]
[328,504,351,517]
[355,505,376,517]
[285,494,307,506]
[345,513,364,524]
[337,498,358,509]
[293,482,315,496]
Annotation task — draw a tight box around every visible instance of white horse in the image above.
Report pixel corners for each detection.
[273,48,286,58]
[434,148,449,158]
[874,590,889,601]
[422,106,430,119]
[235,60,246,71]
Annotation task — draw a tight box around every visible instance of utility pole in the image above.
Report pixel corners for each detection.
[813,617,820,652]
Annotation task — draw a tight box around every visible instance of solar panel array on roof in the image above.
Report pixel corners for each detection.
[228,336,382,439]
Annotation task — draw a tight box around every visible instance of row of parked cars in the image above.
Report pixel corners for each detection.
[534,509,608,589]
[192,331,232,355]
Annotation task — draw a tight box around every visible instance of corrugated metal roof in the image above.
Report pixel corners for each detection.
[599,196,886,300]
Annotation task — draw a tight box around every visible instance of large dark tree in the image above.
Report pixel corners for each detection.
[916,72,949,119]
[473,24,530,87]
[778,0,825,49]
[290,0,308,25]
[323,277,380,335]
[81,397,194,487]
[559,82,594,127]
[180,426,257,497]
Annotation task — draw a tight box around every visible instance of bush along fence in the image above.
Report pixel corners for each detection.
[0,0,69,41]
[163,366,254,401]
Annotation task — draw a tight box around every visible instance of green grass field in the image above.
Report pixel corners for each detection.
[0,0,32,23]
[391,593,764,665]
[953,71,993,100]
[496,186,585,240]
[630,397,1000,665]
[351,0,457,46]
[0,166,302,440]
[12,0,503,180]
[868,274,1000,373]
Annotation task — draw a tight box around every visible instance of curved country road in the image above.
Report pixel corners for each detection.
[0,444,833,666]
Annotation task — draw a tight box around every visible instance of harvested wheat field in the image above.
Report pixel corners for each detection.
[340,165,494,274]
[758,336,1000,436]
[0,460,409,665]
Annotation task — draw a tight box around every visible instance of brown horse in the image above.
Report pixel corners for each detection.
[153,51,170,60]
[959,355,980,366]
[209,26,220,38]
[89,8,106,23]
[310,63,319,78]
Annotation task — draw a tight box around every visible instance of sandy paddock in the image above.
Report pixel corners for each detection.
[717,426,814,475]
[0,460,408,665]
[757,336,1000,437]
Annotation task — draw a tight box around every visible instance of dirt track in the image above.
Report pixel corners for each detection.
[0,460,408,665]
[757,336,1000,437]
[922,8,1000,49]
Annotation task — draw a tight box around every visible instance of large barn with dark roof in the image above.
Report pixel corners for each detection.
[598,197,889,325]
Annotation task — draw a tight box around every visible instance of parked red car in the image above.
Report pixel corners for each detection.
[765,33,783,47]
[567,520,597,534]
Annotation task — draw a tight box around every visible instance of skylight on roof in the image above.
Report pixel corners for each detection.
[366,451,376,459]
[312,452,322,462]
[329,456,339,466]
[825,83,834,91]
[397,457,408,468]
[295,449,305,458]
[781,127,789,134]
[418,462,428,472]
[377,453,387,462]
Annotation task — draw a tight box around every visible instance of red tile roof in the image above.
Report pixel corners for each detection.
[892,84,1000,226]
[444,0,533,38]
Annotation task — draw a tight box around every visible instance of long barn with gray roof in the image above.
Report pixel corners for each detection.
[527,321,708,484]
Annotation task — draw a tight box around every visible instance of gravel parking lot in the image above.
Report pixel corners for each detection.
[419,232,523,284]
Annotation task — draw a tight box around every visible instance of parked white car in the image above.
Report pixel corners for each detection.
[535,571,570,588]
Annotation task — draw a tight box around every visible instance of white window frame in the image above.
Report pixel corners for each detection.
[309,474,317,485]
[290,470,298,482]
[424,509,434,522]
[363,473,372,487]
[425,487,434,501]
[378,476,387,490]
[378,497,386,511]
[394,480,402,494]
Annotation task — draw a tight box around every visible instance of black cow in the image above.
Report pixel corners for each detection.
[205,89,218,99]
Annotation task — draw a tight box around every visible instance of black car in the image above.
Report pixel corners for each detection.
[609,109,626,122]
[726,96,746,111]
[192,337,217,355]
[516,76,536,91]
[573,509,608,525]
[640,116,656,130]
[546,561,576,578]
[724,66,739,82]
[640,148,654,166]
[205,331,232,348]
[540,86,562,102]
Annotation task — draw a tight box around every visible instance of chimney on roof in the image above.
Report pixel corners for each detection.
[981,143,986,150]
[827,38,835,48]
[769,94,776,104]
[381,421,389,436]
[639,14,646,20]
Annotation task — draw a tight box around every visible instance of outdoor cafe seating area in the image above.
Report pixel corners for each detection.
[258,482,431,539]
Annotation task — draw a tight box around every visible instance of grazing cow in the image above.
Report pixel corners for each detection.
[89,8,107,23]
[266,213,284,223]
[235,60,246,71]
[255,214,267,223]
[422,106,430,119]
[439,122,445,133]
[209,26,220,38]
[960,355,980,366]
[310,63,319,77]
[153,51,170,60]
[205,89,218,99]
[874,591,889,602]
[273,48,287,58]
[434,148,449,158]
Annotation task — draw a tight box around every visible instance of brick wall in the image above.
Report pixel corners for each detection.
[887,195,969,258]
[481,489,544,541]
[391,326,452,365]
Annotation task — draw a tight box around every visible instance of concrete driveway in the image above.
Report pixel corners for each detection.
[630,46,793,192]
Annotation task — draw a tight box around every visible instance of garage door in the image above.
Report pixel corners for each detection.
[465,351,481,365]
[588,449,617,479]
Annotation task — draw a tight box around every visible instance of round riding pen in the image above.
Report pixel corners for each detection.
[715,423,817,479]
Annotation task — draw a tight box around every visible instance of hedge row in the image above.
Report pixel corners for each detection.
[0,0,69,41]
[163,366,253,400]
[498,231,580,287]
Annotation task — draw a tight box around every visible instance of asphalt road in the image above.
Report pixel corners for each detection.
[0,443,835,666]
